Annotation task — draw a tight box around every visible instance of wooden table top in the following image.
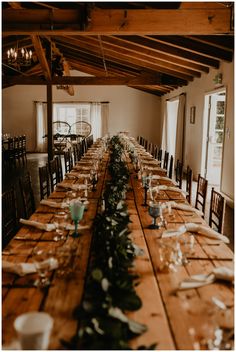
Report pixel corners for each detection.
[2,151,234,350]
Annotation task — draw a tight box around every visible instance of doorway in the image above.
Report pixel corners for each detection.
[166,99,179,157]
[203,89,226,186]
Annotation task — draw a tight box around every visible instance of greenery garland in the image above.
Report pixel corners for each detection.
[63,135,155,350]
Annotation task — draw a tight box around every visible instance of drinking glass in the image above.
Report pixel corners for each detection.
[32,246,56,288]
[69,200,85,238]
[90,169,98,191]
[148,201,162,229]
[53,212,68,241]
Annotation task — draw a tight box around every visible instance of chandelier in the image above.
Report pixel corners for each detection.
[7,47,33,67]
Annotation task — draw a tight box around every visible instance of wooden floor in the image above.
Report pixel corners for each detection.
[2,153,234,251]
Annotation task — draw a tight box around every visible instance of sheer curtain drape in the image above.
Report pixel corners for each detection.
[161,101,168,151]
[161,94,185,163]
[175,94,186,163]
[90,102,109,140]
[35,102,47,152]
[90,103,102,141]
[101,102,109,137]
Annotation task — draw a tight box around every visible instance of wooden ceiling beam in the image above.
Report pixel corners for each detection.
[3,75,185,86]
[55,36,195,81]
[31,35,51,80]
[120,35,220,68]
[152,35,233,61]
[100,35,209,73]
[3,7,232,35]
[8,2,23,9]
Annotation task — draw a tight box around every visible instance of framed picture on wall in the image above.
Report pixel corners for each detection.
[190,106,196,124]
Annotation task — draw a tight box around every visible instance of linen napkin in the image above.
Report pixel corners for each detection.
[178,266,234,290]
[2,258,58,276]
[57,182,89,191]
[151,185,188,195]
[150,175,178,185]
[40,199,68,209]
[20,218,89,232]
[165,201,203,217]
[65,172,90,179]
[162,223,229,243]
[19,219,56,231]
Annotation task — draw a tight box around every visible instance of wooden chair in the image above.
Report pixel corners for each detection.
[64,149,73,173]
[175,159,183,188]
[195,174,208,215]
[186,166,193,204]
[2,187,18,248]
[157,149,162,162]
[39,165,51,200]
[56,156,63,182]
[19,172,35,218]
[209,188,225,233]
[48,158,60,191]
[168,155,174,179]
[163,151,169,170]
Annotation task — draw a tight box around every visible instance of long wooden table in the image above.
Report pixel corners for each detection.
[2,152,234,350]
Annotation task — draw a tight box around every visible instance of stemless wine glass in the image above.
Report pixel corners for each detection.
[32,246,56,288]
[69,200,85,238]
[148,201,161,229]
[53,211,68,242]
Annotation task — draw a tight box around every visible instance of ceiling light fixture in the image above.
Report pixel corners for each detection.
[7,45,33,67]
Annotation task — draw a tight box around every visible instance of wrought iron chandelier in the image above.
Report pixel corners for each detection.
[7,47,33,67]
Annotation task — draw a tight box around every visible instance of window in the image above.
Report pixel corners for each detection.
[53,103,101,140]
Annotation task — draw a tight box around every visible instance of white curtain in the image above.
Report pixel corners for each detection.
[101,102,109,137]
[35,102,47,152]
[161,101,168,151]
[175,94,186,163]
[90,103,102,141]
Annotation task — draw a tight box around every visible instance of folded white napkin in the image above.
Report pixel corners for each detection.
[150,175,178,185]
[165,201,203,217]
[20,218,89,232]
[2,258,58,276]
[40,200,68,209]
[151,185,188,195]
[179,266,234,290]
[162,223,229,243]
[65,173,90,179]
[20,219,56,231]
[57,182,89,191]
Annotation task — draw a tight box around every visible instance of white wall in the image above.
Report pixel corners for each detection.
[2,84,161,152]
[160,61,234,202]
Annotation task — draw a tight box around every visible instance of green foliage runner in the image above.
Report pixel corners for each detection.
[64,135,155,350]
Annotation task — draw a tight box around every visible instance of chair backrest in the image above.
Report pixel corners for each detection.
[163,151,169,170]
[209,188,225,233]
[2,187,18,248]
[19,171,35,218]
[186,166,193,204]
[168,155,174,179]
[39,165,51,200]
[157,149,162,162]
[55,156,63,182]
[64,149,73,173]
[48,158,60,191]
[195,174,208,215]
[144,139,148,150]
[175,159,183,188]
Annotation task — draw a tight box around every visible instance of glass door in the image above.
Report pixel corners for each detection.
[205,90,226,185]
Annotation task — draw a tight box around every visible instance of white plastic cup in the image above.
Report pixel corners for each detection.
[14,312,54,350]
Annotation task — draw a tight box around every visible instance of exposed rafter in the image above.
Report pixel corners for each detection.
[2,7,233,35]
[31,35,51,80]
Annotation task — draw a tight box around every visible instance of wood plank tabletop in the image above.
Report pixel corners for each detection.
[2,145,234,350]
